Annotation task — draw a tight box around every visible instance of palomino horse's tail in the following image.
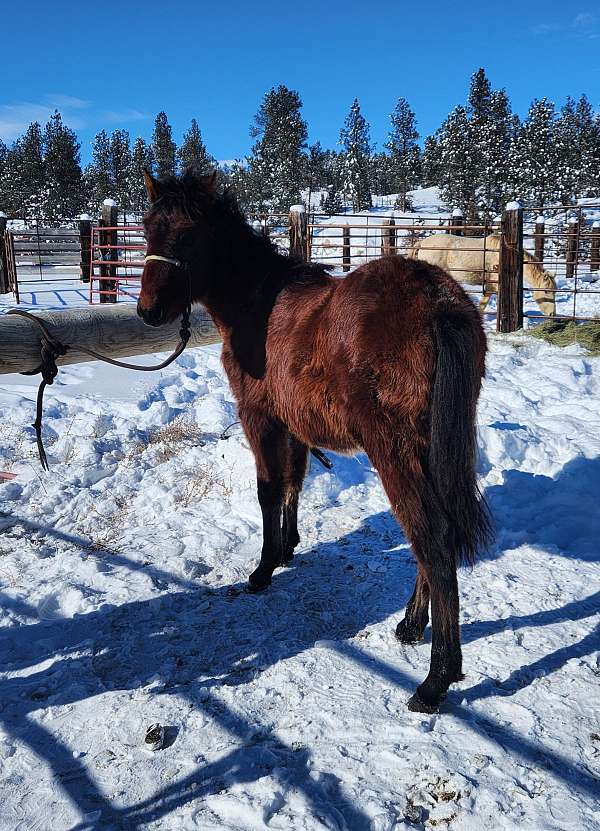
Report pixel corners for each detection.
[428,310,492,565]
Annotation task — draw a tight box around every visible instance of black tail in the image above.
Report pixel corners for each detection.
[429,310,493,564]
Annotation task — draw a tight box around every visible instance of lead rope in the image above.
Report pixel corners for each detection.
[7,262,192,470]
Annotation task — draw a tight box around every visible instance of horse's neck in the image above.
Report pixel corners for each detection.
[202,227,288,330]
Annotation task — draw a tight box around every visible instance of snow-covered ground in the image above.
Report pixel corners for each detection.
[1,278,600,829]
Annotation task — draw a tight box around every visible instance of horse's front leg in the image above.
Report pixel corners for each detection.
[241,413,288,592]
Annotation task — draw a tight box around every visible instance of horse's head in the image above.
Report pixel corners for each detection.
[138,169,218,327]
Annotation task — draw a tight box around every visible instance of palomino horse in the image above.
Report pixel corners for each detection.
[409,233,557,316]
[138,171,492,713]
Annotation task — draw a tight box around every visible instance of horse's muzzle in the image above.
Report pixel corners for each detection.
[137,299,167,327]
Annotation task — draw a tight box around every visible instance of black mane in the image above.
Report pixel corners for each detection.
[147,170,330,285]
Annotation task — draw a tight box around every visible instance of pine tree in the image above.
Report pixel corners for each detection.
[468,68,492,121]
[85,130,114,213]
[128,137,155,215]
[178,118,215,175]
[43,111,83,219]
[466,70,517,216]
[576,95,598,197]
[386,98,420,210]
[509,98,558,207]
[247,85,308,212]
[588,112,600,198]
[339,99,372,212]
[1,123,46,218]
[152,111,177,179]
[437,105,478,217]
[226,160,258,213]
[110,129,132,210]
[421,134,443,187]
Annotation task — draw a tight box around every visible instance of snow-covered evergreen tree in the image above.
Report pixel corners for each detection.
[247,85,307,212]
[508,98,558,207]
[0,123,46,218]
[128,137,154,215]
[152,111,177,179]
[110,129,132,210]
[588,112,600,198]
[85,130,114,213]
[339,99,372,212]
[554,95,598,203]
[386,98,420,210]
[437,105,478,218]
[465,70,517,216]
[421,134,443,187]
[42,111,83,219]
[178,118,215,175]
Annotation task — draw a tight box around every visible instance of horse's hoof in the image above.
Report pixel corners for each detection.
[407,692,440,714]
[248,568,272,593]
[395,620,424,644]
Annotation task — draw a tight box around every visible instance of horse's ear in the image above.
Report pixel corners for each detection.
[143,169,161,203]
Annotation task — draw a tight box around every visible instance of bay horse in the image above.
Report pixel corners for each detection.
[138,170,492,713]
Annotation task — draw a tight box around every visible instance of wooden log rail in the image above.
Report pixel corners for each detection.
[0,305,220,376]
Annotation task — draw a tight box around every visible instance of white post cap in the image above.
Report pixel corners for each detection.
[79,213,91,220]
[592,220,600,228]
[535,215,545,225]
[505,200,521,211]
[252,220,262,233]
[290,204,305,213]
[567,216,578,224]
[452,208,463,217]
[103,198,117,207]
[0,211,6,218]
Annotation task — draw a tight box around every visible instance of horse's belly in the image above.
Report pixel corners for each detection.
[273,396,359,453]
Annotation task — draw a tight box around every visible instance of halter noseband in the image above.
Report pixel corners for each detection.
[144,254,185,268]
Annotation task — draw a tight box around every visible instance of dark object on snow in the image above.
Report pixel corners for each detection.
[138,169,493,714]
[144,723,165,752]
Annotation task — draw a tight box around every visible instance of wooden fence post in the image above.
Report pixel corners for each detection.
[381,218,396,256]
[289,205,308,261]
[565,216,580,280]
[342,224,351,272]
[591,221,600,273]
[0,213,7,294]
[99,199,118,303]
[534,215,545,265]
[79,213,92,283]
[450,208,463,236]
[497,201,524,333]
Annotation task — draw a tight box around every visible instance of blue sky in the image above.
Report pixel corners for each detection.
[1,0,599,164]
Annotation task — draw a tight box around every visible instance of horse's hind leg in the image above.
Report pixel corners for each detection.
[395,565,430,643]
[281,436,308,564]
[366,439,462,712]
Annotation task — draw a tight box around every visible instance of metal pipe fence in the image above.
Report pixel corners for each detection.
[3,201,599,330]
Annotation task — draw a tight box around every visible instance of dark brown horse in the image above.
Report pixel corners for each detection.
[138,170,492,713]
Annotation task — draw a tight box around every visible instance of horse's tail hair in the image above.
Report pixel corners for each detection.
[428,310,493,565]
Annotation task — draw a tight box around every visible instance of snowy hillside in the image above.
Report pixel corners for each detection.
[0,325,599,829]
